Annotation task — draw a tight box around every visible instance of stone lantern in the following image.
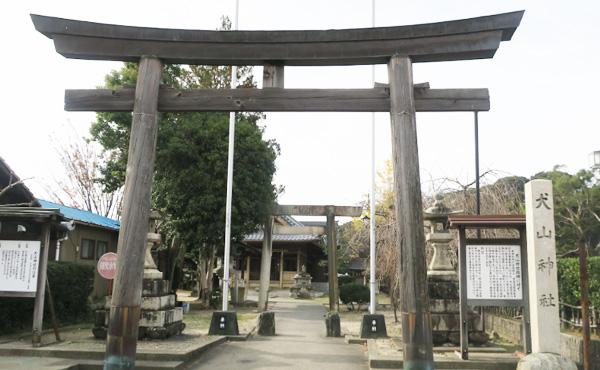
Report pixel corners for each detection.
[423,192,461,275]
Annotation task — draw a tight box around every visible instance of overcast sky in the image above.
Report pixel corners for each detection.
[1,0,599,218]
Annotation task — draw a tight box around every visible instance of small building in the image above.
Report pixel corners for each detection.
[240,215,328,290]
[0,156,40,207]
[38,200,120,297]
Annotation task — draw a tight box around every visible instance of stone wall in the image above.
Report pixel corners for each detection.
[561,333,600,368]
[485,314,525,346]
[485,314,599,369]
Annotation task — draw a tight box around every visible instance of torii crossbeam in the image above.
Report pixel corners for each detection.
[32,10,523,370]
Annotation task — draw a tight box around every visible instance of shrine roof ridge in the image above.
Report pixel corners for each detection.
[31,11,523,66]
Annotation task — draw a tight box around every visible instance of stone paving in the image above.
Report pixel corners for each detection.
[186,298,369,370]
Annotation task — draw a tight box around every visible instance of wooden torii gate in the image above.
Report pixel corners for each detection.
[32,11,523,370]
[259,204,362,313]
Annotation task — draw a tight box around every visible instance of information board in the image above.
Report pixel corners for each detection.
[466,245,522,300]
[0,240,41,294]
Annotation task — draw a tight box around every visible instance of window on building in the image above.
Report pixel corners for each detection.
[96,241,109,259]
[283,253,297,272]
[81,239,95,260]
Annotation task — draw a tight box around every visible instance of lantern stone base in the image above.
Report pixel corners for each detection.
[428,273,488,346]
[92,278,185,340]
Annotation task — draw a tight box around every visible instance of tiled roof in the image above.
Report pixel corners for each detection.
[349,258,366,271]
[244,215,323,243]
[39,200,120,230]
[244,229,322,242]
[301,221,327,227]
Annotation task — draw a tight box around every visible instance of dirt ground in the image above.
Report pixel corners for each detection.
[0,304,259,351]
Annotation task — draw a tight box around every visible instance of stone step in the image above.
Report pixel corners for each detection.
[76,359,185,370]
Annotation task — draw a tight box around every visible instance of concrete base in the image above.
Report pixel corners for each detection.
[208,311,240,336]
[325,311,341,337]
[257,311,276,336]
[517,353,577,370]
[360,314,388,339]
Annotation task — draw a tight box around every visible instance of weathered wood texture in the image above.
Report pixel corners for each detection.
[105,57,163,369]
[271,204,362,217]
[64,86,489,112]
[263,65,284,88]
[388,56,428,313]
[31,222,51,347]
[258,216,274,313]
[327,213,339,312]
[273,225,326,235]
[31,11,523,66]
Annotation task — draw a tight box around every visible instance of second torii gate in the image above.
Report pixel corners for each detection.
[32,10,523,370]
[259,204,362,313]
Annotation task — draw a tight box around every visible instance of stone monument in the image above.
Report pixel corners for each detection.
[518,180,576,369]
[289,265,315,299]
[93,210,185,340]
[424,193,487,345]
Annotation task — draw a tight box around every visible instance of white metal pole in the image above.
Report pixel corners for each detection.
[222,0,240,312]
[369,0,377,315]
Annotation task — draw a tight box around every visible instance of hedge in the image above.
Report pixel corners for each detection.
[0,261,95,335]
[557,257,600,308]
[338,275,356,288]
[339,283,370,311]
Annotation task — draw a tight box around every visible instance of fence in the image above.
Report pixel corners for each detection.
[486,303,599,335]
[560,301,600,335]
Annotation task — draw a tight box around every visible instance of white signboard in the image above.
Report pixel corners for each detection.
[466,245,522,300]
[0,240,41,294]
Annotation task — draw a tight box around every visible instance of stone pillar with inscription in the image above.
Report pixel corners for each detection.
[518,180,576,369]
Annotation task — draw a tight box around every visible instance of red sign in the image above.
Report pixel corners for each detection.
[97,252,117,280]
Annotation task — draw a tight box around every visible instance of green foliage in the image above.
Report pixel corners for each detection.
[89,19,281,272]
[339,283,370,311]
[557,257,600,308]
[0,261,94,335]
[338,275,356,288]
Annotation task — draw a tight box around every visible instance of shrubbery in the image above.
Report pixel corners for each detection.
[338,275,356,288]
[0,261,94,335]
[339,283,370,311]
[557,257,600,308]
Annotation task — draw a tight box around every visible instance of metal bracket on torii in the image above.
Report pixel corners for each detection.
[258,204,362,313]
[31,10,523,369]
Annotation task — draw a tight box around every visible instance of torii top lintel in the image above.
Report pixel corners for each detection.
[31,11,523,66]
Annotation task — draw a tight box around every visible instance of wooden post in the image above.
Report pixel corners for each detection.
[45,278,61,342]
[579,241,591,370]
[388,55,434,369]
[32,221,51,347]
[458,227,469,360]
[327,212,339,312]
[245,256,250,284]
[263,64,284,88]
[279,251,284,288]
[104,56,163,370]
[258,215,274,312]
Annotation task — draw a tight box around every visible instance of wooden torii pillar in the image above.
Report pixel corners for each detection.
[259,205,362,312]
[32,11,523,370]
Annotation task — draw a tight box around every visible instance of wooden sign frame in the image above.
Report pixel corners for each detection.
[449,215,532,360]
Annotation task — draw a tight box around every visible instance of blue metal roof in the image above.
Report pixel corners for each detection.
[38,200,120,230]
